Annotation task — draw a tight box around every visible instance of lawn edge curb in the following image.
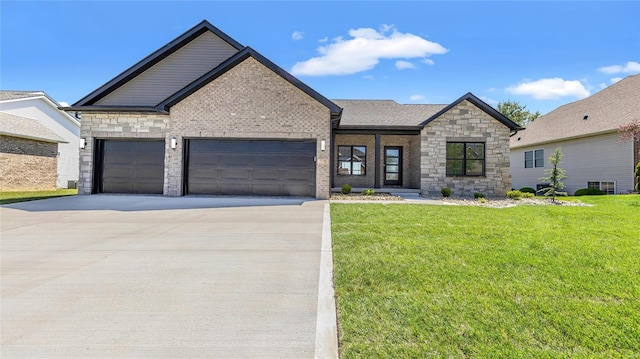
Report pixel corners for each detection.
[314,202,339,359]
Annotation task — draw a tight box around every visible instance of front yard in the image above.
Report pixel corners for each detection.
[331,195,640,358]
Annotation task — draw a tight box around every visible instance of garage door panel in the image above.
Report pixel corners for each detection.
[99,140,164,194]
[187,139,315,197]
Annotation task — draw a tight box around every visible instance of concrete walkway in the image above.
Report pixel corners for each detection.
[1,195,337,358]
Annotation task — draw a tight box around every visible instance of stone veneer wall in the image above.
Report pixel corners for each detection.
[168,56,331,198]
[420,100,512,197]
[78,112,169,195]
[333,134,420,189]
[0,135,58,191]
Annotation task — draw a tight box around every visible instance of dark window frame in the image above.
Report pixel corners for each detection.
[337,145,367,176]
[446,142,486,177]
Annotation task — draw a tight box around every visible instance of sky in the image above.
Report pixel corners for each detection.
[1,1,639,115]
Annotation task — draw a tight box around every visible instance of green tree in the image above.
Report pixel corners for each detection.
[497,100,541,127]
[618,119,640,192]
[538,147,567,202]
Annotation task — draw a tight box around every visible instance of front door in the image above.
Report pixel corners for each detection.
[384,146,402,186]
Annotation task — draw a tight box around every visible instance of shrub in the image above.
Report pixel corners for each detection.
[441,187,451,197]
[519,187,536,194]
[474,192,485,199]
[636,162,640,192]
[361,189,375,196]
[507,190,534,200]
[574,188,605,196]
[341,184,352,195]
[478,197,487,204]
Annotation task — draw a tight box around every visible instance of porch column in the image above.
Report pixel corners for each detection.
[374,133,381,188]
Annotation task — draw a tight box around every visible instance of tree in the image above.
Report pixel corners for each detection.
[538,147,567,202]
[618,119,640,192]
[497,100,541,127]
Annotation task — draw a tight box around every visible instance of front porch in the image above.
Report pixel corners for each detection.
[332,132,421,191]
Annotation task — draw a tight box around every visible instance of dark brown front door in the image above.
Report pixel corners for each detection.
[384,146,402,186]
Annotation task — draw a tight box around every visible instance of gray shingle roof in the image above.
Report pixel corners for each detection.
[0,112,66,143]
[332,99,446,127]
[511,74,640,149]
[0,90,46,101]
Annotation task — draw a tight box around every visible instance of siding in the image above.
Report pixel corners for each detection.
[0,98,80,187]
[510,132,635,194]
[95,31,239,106]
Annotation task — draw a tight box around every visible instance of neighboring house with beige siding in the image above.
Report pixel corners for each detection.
[510,74,640,195]
[64,20,519,199]
[0,112,67,191]
[0,91,81,188]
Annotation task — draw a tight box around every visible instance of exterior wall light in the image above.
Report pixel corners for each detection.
[80,138,86,149]
[321,140,326,151]
[170,137,177,149]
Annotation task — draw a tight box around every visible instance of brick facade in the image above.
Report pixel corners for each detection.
[0,135,58,191]
[420,100,512,197]
[78,56,332,199]
[169,57,331,198]
[333,134,420,189]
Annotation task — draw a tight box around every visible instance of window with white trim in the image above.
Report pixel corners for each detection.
[587,181,615,195]
[524,149,544,168]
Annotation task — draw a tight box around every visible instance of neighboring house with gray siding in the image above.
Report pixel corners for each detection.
[64,20,519,199]
[0,91,81,188]
[510,74,640,195]
[0,112,67,191]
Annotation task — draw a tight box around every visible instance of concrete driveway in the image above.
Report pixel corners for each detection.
[1,195,336,358]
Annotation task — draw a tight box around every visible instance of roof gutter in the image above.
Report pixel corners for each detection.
[59,106,169,115]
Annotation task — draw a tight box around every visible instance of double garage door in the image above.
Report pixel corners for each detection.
[95,139,316,197]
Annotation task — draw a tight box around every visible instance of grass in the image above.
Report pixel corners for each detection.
[331,195,640,358]
[0,189,78,204]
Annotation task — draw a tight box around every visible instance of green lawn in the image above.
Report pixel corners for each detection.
[0,189,78,204]
[331,195,640,358]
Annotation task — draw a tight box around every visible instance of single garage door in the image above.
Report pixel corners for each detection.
[94,139,164,194]
[186,139,316,197]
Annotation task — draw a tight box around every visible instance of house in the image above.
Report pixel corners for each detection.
[0,91,81,188]
[63,20,519,199]
[0,112,67,191]
[510,74,640,195]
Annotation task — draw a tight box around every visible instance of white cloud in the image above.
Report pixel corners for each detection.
[506,78,590,100]
[291,26,447,76]
[597,61,640,74]
[363,75,374,80]
[610,77,623,84]
[599,82,607,89]
[380,24,394,33]
[409,94,426,101]
[480,96,498,105]
[292,31,304,40]
[395,60,416,70]
[318,37,328,43]
[422,58,435,65]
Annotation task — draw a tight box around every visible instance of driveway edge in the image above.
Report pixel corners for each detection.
[314,202,339,358]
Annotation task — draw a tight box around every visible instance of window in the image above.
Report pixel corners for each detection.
[588,181,615,195]
[446,142,485,176]
[525,149,544,168]
[338,146,366,175]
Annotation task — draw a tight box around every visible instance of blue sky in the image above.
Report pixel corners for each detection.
[1,1,639,114]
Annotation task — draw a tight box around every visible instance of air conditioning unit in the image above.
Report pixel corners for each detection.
[67,180,78,189]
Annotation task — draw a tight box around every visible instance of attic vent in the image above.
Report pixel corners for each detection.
[583,113,588,120]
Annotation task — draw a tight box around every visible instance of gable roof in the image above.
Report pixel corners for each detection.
[333,100,445,128]
[71,20,244,108]
[0,90,80,127]
[0,112,67,143]
[157,46,342,118]
[420,92,521,130]
[511,74,640,149]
